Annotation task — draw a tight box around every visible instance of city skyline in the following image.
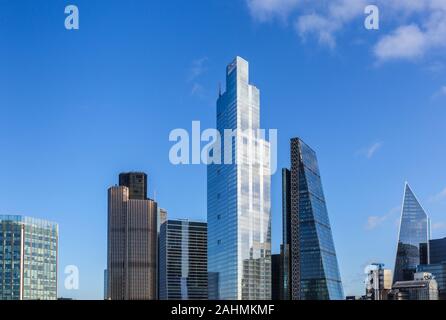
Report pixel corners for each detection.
[1,1,446,299]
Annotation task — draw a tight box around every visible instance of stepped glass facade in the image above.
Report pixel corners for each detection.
[207,57,272,300]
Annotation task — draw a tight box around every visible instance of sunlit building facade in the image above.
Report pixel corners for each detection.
[207,56,271,300]
[0,215,58,300]
[394,183,430,283]
[107,176,158,300]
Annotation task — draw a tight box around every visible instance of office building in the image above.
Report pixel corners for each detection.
[207,57,272,300]
[157,208,168,234]
[271,254,283,300]
[282,138,344,300]
[429,237,446,264]
[119,172,147,200]
[394,183,430,283]
[156,207,168,298]
[107,173,157,300]
[417,263,446,300]
[0,215,58,300]
[390,272,438,300]
[159,220,207,300]
[364,263,392,300]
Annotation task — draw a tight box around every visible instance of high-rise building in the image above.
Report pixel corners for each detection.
[390,272,438,300]
[157,208,168,234]
[394,183,430,283]
[0,215,58,300]
[417,263,446,300]
[119,172,147,200]
[282,138,344,300]
[207,56,272,300]
[281,169,291,301]
[364,263,392,300]
[159,220,207,300]
[107,174,157,300]
[156,207,168,298]
[271,254,283,300]
[429,237,446,264]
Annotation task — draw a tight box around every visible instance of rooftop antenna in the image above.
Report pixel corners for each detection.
[218,82,222,97]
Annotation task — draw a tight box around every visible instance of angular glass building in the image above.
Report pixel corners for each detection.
[282,138,344,300]
[159,220,207,300]
[394,183,430,283]
[0,215,58,300]
[207,57,272,300]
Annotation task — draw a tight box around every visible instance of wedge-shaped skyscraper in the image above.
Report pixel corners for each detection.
[394,183,430,283]
[282,138,344,300]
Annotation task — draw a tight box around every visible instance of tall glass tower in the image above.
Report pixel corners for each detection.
[394,183,430,283]
[207,56,271,300]
[283,138,344,300]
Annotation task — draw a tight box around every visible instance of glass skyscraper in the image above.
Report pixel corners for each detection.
[282,138,344,300]
[394,183,430,283]
[0,215,58,300]
[159,220,207,300]
[207,56,271,300]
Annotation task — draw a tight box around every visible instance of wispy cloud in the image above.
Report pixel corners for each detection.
[366,206,400,230]
[432,85,446,100]
[188,57,208,97]
[245,0,446,63]
[246,0,300,22]
[429,187,446,203]
[432,222,446,231]
[188,57,208,82]
[357,142,383,159]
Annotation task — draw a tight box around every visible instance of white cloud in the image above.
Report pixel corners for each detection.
[357,142,383,159]
[245,0,446,62]
[432,85,446,100]
[366,206,400,230]
[432,222,446,231]
[188,57,208,98]
[374,25,427,61]
[429,187,446,203]
[295,14,337,48]
[246,0,300,22]
[188,57,208,82]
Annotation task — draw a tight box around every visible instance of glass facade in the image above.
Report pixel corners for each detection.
[207,57,271,300]
[0,215,58,300]
[286,138,344,300]
[429,238,446,264]
[394,183,430,283]
[417,263,446,300]
[159,220,207,300]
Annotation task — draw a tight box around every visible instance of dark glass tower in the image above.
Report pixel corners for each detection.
[119,172,147,200]
[159,220,208,300]
[283,138,344,300]
[429,238,446,264]
[394,183,430,283]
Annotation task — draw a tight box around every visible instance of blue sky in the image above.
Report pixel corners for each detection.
[0,0,445,299]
